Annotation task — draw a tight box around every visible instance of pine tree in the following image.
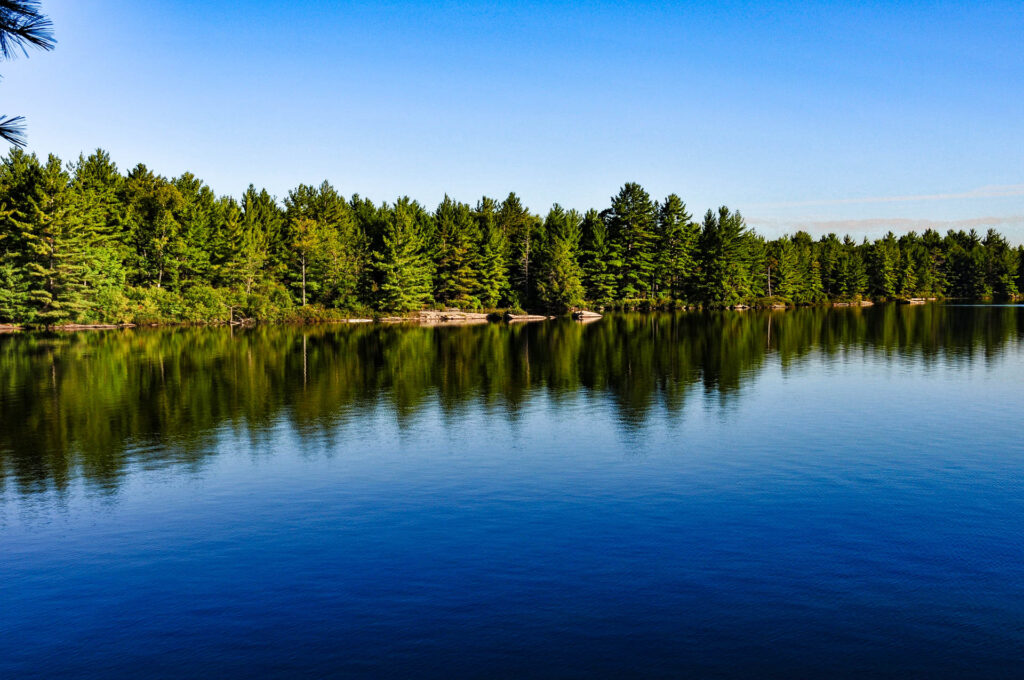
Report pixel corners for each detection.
[373,197,433,312]
[535,205,584,311]
[286,185,362,308]
[769,237,802,301]
[346,192,381,305]
[69,150,128,317]
[655,194,697,300]
[894,232,921,297]
[0,258,24,320]
[237,216,268,297]
[698,206,753,305]
[607,182,657,298]
[209,191,268,298]
[790,231,819,303]
[433,195,481,307]
[0,151,33,320]
[945,230,989,299]
[11,153,93,324]
[311,183,364,308]
[172,172,217,287]
[898,254,918,297]
[212,196,244,287]
[499,192,537,307]
[807,259,825,302]
[1016,246,1024,296]
[474,197,510,307]
[818,233,843,298]
[840,238,868,298]
[289,217,320,306]
[579,209,617,303]
[982,228,1018,298]
[122,164,185,290]
[747,234,768,299]
[868,233,899,299]
[241,184,285,284]
[920,229,946,297]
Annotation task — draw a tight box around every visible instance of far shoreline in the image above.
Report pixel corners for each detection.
[3,298,1014,334]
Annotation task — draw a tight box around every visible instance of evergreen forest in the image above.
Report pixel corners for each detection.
[1,148,1022,326]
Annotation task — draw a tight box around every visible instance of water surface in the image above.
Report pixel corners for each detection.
[3,305,1024,678]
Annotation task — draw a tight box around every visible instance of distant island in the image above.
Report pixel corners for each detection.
[0,148,1021,329]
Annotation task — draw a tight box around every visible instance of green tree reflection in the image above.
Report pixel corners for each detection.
[1,305,1020,494]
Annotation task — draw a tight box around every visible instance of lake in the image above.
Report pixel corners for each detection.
[2,305,1024,678]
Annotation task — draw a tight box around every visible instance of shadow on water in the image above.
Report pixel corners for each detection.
[1,304,1021,495]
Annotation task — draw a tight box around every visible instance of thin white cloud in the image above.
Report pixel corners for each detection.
[748,214,1024,235]
[750,184,1024,209]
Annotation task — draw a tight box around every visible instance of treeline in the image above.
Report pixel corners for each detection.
[1,148,1022,325]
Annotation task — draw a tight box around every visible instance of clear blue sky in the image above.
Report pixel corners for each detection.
[5,0,1024,240]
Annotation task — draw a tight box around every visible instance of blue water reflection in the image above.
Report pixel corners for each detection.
[2,306,1023,677]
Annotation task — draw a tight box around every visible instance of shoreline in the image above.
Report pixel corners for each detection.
[0,299,996,333]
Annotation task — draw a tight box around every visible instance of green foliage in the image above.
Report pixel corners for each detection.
[945,230,990,300]
[172,172,217,287]
[1017,246,1024,295]
[768,237,800,300]
[868,232,900,299]
[0,259,26,319]
[982,229,1018,298]
[698,206,755,305]
[607,182,657,298]
[3,151,111,325]
[286,181,363,308]
[655,194,697,300]
[372,197,433,312]
[242,184,286,281]
[122,163,185,290]
[535,205,584,311]
[580,208,617,303]
[432,195,481,308]
[0,147,1018,323]
[499,192,538,306]
[474,197,510,308]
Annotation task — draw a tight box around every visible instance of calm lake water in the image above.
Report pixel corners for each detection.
[2,305,1024,678]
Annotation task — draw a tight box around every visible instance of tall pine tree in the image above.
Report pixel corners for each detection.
[655,194,697,300]
[535,205,584,311]
[433,195,481,308]
[373,197,433,312]
[474,197,510,308]
[607,182,657,299]
[579,208,617,303]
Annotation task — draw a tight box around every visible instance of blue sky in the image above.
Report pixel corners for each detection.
[4,0,1024,240]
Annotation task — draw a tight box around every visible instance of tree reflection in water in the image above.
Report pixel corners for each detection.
[1,304,1020,494]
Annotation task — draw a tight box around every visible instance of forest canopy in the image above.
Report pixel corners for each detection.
[0,148,1021,326]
